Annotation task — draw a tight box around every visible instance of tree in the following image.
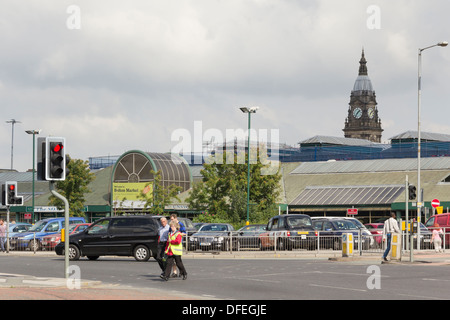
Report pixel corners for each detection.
[139,170,182,215]
[187,147,281,224]
[49,157,96,217]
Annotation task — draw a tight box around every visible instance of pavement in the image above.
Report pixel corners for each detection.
[1,249,449,300]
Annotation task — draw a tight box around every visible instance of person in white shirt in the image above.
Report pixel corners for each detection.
[382,212,400,262]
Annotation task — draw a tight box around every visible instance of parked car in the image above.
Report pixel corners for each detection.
[364,223,384,246]
[7,223,32,238]
[259,214,318,251]
[234,224,267,250]
[10,217,86,251]
[312,217,374,247]
[188,223,235,251]
[55,216,160,261]
[41,223,91,250]
[312,218,370,250]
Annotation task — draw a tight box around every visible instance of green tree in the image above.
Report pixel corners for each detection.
[49,157,96,217]
[187,147,281,224]
[139,170,182,215]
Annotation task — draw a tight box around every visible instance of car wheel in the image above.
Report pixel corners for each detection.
[259,240,265,251]
[68,244,81,261]
[133,245,150,262]
[277,239,285,251]
[28,240,40,251]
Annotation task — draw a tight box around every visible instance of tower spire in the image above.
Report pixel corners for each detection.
[358,48,368,76]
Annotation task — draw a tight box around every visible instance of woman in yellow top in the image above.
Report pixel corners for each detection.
[162,221,187,281]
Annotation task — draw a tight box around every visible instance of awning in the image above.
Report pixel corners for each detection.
[290,185,405,207]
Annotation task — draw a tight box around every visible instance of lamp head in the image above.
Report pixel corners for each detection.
[240,106,259,113]
[438,41,448,47]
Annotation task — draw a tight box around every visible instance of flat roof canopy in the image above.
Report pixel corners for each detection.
[290,185,405,207]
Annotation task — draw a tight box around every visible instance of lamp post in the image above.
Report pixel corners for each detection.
[417,41,447,248]
[6,119,21,170]
[26,129,41,224]
[240,106,259,226]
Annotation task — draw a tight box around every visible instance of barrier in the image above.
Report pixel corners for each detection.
[342,233,353,257]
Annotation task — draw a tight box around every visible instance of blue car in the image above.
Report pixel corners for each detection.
[10,217,86,251]
[8,223,32,238]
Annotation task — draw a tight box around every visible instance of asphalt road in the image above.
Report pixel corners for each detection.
[1,254,450,300]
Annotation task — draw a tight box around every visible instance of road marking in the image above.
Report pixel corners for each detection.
[397,293,444,300]
[309,283,367,292]
[422,278,450,282]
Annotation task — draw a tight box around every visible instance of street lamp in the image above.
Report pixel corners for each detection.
[240,106,259,226]
[26,129,41,224]
[417,41,447,247]
[6,119,21,170]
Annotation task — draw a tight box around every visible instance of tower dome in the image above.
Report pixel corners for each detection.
[352,49,374,93]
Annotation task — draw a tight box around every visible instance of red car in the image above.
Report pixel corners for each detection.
[364,223,384,246]
[42,223,91,251]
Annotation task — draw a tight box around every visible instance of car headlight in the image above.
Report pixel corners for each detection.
[190,238,197,242]
[214,237,224,242]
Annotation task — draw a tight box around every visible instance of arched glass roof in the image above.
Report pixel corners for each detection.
[112,150,192,192]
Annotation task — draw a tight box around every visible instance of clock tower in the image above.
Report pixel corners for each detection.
[343,50,383,143]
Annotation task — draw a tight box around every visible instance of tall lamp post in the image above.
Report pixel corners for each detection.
[417,41,447,245]
[6,119,21,170]
[26,129,41,224]
[240,106,259,226]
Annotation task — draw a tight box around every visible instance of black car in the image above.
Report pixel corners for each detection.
[260,214,318,250]
[188,223,235,251]
[55,216,160,261]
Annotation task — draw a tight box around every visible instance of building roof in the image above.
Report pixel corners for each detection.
[290,185,404,206]
[299,135,377,147]
[390,131,450,142]
[290,157,450,175]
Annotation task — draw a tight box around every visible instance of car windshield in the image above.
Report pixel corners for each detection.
[200,224,228,232]
[28,221,47,232]
[349,219,365,229]
[334,220,358,230]
[286,217,312,228]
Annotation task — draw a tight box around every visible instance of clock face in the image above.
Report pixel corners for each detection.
[353,107,362,119]
[368,107,375,119]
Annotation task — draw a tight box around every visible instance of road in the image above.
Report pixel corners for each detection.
[1,254,450,300]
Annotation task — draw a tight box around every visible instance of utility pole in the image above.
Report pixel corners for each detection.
[6,119,21,170]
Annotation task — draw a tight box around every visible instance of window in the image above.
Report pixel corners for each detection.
[87,219,110,235]
[45,222,60,232]
[425,217,435,228]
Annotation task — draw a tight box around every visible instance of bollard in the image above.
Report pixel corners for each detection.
[342,233,353,257]
[390,233,402,261]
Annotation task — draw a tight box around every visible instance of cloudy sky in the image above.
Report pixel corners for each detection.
[1,0,449,172]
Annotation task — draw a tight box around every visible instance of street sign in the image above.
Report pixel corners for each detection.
[431,199,440,208]
[347,208,358,215]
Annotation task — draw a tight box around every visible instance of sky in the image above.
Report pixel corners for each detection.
[1,0,450,172]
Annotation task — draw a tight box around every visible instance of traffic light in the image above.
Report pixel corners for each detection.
[2,182,23,206]
[408,185,416,200]
[45,137,66,181]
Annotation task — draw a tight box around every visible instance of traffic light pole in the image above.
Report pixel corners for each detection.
[49,182,69,279]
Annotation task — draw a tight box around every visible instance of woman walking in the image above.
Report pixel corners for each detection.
[162,221,187,281]
[431,223,444,253]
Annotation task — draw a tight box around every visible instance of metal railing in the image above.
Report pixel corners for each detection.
[184,228,449,255]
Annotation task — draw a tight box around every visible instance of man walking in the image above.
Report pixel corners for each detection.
[156,217,170,276]
[382,212,400,262]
